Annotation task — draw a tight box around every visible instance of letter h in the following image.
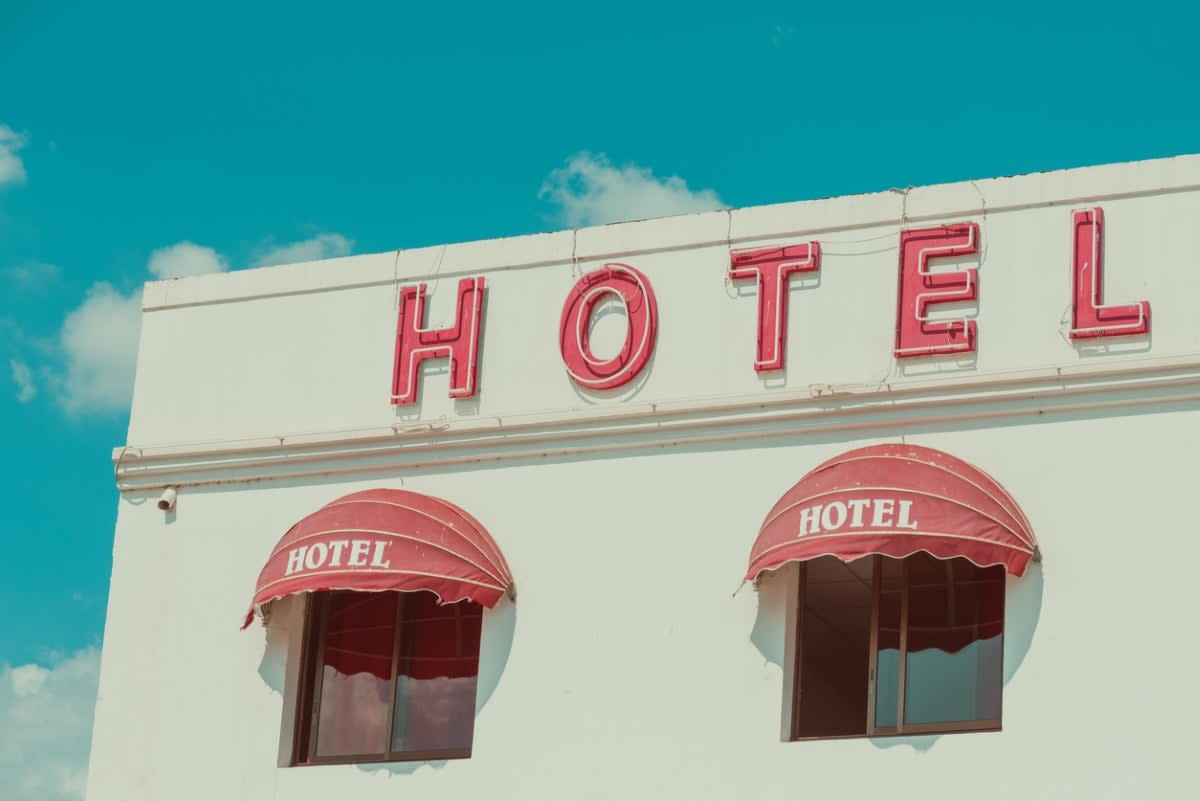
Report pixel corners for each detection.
[285,546,307,576]
[391,277,486,405]
[797,504,823,537]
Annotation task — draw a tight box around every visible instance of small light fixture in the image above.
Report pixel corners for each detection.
[157,487,178,512]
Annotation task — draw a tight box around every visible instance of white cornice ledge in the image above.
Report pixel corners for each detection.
[113,353,1200,493]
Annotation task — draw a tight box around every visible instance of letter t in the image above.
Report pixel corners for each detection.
[729,242,820,372]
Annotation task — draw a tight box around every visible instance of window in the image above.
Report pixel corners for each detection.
[292,590,483,765]
[791,552,1004,739]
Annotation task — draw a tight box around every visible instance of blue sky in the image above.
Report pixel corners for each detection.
[1,1,1196,797]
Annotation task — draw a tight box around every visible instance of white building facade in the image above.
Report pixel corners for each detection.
[87,155,1200,800]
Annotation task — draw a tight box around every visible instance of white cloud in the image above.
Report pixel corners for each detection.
[10,665,50,697]
[42,233,349,415]
[0,125,28,187]
[10,359,35,403]
[147,241,226,279]
[49,241,226,415]
[253,233,353,267]
[0,647,100,801]
[540,152,724,227]
[53,283,144,415]
[4,262,60,290]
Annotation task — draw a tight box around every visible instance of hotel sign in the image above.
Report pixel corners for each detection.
[391,206,1150,405]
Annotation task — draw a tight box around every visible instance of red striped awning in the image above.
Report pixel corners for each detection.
[745,444,1039,583]
[243,488,514,628]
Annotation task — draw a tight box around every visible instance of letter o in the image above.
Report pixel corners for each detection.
[559,263,658,390]
[304,542,329,570]
[821,501,848,531]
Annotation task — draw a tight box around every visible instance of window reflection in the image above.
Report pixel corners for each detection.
[393,676,479,752]
[874,557,902,729]
[905,637,1002,725]
[793,553,1004,740]
[391,592,481,753]
[315,592,396,758]
[902,553,1004,726]
[302,590,483,763]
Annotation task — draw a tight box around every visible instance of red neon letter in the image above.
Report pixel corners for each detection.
[894,222,979,358]
[391,276,485,405]
[729,242,820,372]
[559,263,658,390]
[1070,207,1150,339]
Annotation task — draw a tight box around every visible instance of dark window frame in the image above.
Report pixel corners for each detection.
[291,591,480,766]
[789,554,1004,741]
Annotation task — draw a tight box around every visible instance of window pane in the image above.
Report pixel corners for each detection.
[903,555,1004,726]
[315,591,396,758]
[874,557,902,729]
[794,556,872,738]
[391,592,481,754]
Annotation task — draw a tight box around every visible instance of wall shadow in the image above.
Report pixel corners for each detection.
[895,351,978,379]
[1070,329,1151,359]
[256,606,290,694]
[1002,561,1044,685]
[748,569,790,671]
[475,594,517,714]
